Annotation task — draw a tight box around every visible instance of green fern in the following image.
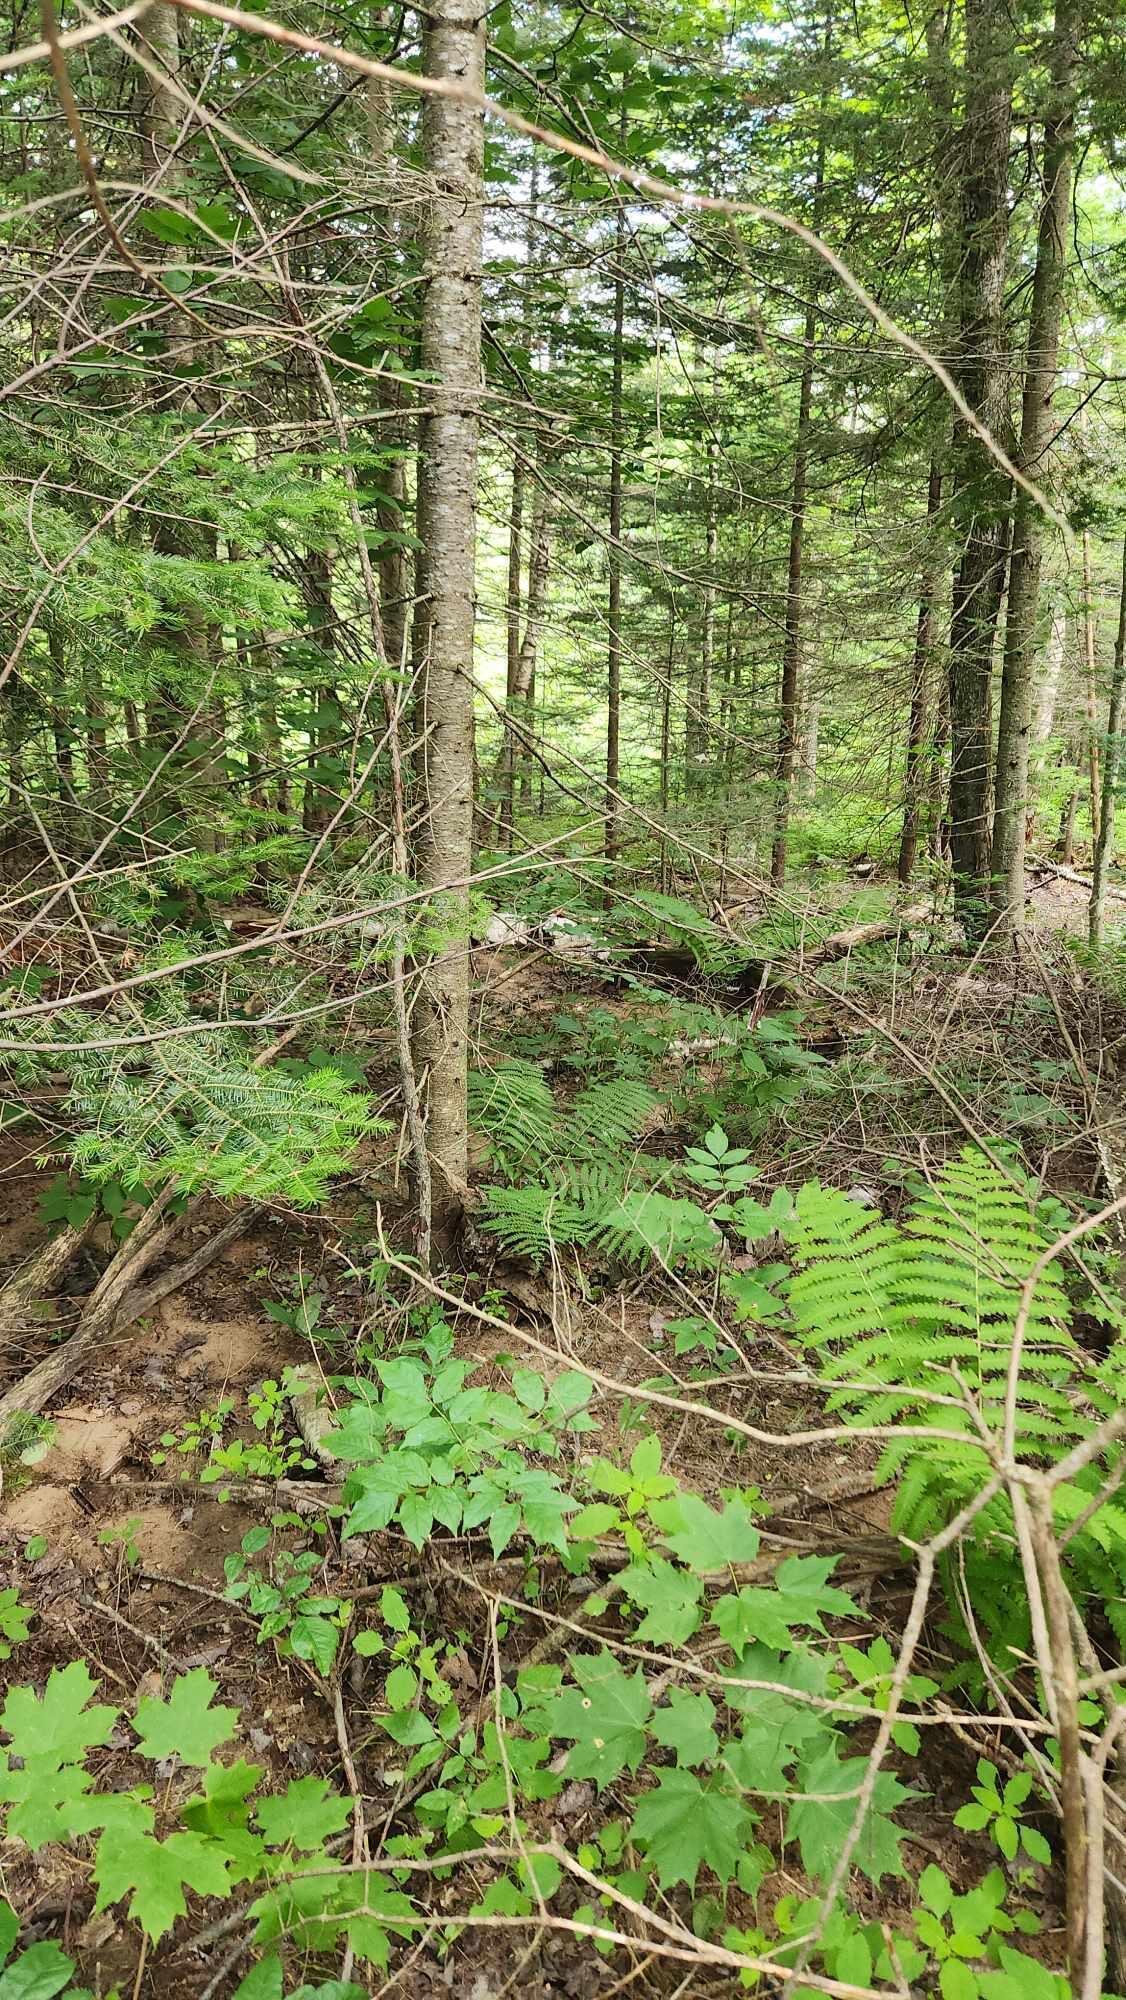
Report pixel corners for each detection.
[781,1149,1126,1655]
[472,1062,671,1265]
[468,1061,558,1177]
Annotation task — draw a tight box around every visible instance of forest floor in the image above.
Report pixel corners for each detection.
[2,864,1124,1997]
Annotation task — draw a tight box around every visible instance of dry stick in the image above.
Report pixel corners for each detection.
[0,0,152,70]
[79,1592,184,1674]
[0,1185,181,1422]
[1086,1708,1126,2000]
[114,1206,259,1324]
[781,1477,1004,1996]
[333,1681,368,1987]
[0,1210,97,1338]
[1028,1479,1089,1988]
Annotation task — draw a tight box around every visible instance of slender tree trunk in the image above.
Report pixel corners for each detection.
[990,0,1079,929]
[605,116,626,871]
[1035,600,1067,742]
[658,603,675,888]
[770,23,829,883]
[770,306,815,883]
[1089,535,1126,948]
[47,628,76,828]
[301,548,337,836]
[947,0,1015,916]
[1058,780,1079,863]
[687,431,717,785]
[1082,526,1103,846]
[898,460,943,884]
[412,0,485,1238]
[498,478,554,848]
[83,664,108,799]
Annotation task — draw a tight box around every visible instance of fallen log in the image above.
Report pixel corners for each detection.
[805,902,931,963]
[0,1195,255,1425]
[1028,856,1126,904]
[0,1211,98,1340]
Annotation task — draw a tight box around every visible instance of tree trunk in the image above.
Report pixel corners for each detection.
[498,477,555,848]
[687,432,717,785]
[990,0,1079,930]
[1082,526,1103,847]
[1089,534,1126,949]
[605,115,626,872]
[898,460,943,884]
[412,0,485,1239]
[301,548,337,836]
[770,22,829,884]
[48,627,77,829]
[1035,601,1067,741]
[946,0,1015,916]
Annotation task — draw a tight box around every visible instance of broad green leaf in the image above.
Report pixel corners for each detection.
[134,1669,239,1767]
[288,1615,340,1676]
[770,1555,860,1630]
[532,1653,651,1788]
[1,1663,116,1766]
[653,1494,761,1571]
[232,1960,283,2000]
[619,1558,703,1644]
[787,1746,911,1886]
[631,1770,756,1889]
[181,1761,264,1881]
[256,1776,352,1851]
[649,1689,719,1767]
[0,1940,77,1999]
[94,1821,232,1939]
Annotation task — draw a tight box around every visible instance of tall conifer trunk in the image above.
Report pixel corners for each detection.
[947,0,1015,914]
[413,0,485,1237]
[991,0,1079,928]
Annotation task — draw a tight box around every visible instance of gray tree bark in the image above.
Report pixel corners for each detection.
[947,0,1015,915]
[990,0,1080,929]
[1089,535,1126,949]
[412,0,485,1237]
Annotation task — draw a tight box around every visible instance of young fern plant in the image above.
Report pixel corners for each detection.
[470,1059,687,1265]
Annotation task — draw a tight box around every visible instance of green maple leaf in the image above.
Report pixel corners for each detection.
[1,1662,116,1766]
[532,1653,652,1788]
[787,1745,912,1885]
[650,1689,719,1767]
[94,1818,233,1939]
[133,1669,239,1767]
[724,1705,834,1799]
[713,1558,859,1653]
[632,1770,757,1889]
[232,1960,283,2000]
[256,1776,352,1851]
[711,1588,798,1651]
[181,1761,265,1881]
[770,1555,860,1631]
[652,1494,761,1571]
[619,1558,703,1644]
[726,1642,836,1711]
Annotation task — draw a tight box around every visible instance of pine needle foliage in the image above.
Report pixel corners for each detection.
[70,1042,380,1206]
